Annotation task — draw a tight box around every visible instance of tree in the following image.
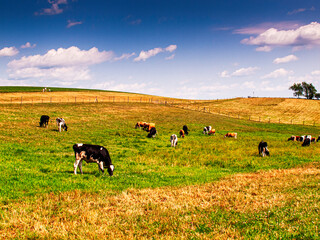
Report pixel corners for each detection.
[289,82,317,99]
[315,93,320,100]
[289,83,303,98]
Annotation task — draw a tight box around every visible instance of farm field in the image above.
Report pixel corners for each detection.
[0,95,319,239]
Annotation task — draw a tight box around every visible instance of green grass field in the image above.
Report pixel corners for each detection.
[0,99,319,239]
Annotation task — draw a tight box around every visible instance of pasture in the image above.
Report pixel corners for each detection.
[0,95,319,239]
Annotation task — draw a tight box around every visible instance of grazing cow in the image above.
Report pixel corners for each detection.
[147,127,157,138]
[317,136,320,142]
[208,129,216,135]
[311,137,316,142]
[183,125,189,135]
[224,132,237,139]
[302,137,311,147]
[170,134,178,147]
[203,126,212,134]
[56,118,68,132]
[39,115,50,128]
[73,143,114,175]
[146,123,156,132]
[179,129,185,138]
[135,121,146,129]
[288,135,299,141]
[258,141,270,157]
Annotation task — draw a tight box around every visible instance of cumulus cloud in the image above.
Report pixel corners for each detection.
[231,67,259,77]
[67,20,83,28]
[234,21,301,35]
[21,42,36,49]
[0,47,19,57]
[273,55,298,64]
[241,22,320,49]
[134,44,177,62]
[114,52,136,61]
[7,46,113,82]
[35,0,68,16]
[261,68,293,79]
[8,46,113,69]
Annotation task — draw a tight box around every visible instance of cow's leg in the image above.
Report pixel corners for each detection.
[78,160,83,174]
[98,161,105,173]
[74,153,82,174]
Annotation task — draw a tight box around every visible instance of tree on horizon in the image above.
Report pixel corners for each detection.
[289,82,317,99]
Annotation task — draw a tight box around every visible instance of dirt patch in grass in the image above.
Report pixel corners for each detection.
[1,164,319,239]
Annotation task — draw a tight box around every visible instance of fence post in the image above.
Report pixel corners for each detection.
[268,118,270,123]
[279,119,280,123]
[303,121,305,125]
[113,96,115,103]
[50,97,52,103]
[259,117,261,122]
[21,96,22,105]
[291,119,293,124]
[75,97,76,103]
[11,97,12,103]
[313,121,315,126]
[249,116,250,120]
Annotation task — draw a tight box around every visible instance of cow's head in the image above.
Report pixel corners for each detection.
[107,164,114,176]
[64,124,68,131]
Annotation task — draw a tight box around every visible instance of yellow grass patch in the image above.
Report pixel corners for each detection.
[1,165,319,239]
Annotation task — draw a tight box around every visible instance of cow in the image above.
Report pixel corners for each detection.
[147,127,157,138]
[39,115,50,128]
[179,129,185,138]
[317,136,320,142]
[73,143,114,175]
[183,125,189,135]
[203,126,212,134]
[258,141,270,157]
[170,134,178,147]
[302,135,312,146]
[208,129,216,135]
[135,121,146,129]
[224,132,237,139]
[311,137,316,142]
[288,135,299,141]
[146,123,156,132]
[56,118,68,132]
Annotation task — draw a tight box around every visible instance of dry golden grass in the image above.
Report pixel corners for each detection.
[1,164,319,239]
[0,91,190,104]
[177,97,320,125]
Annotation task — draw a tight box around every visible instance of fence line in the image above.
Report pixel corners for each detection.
[1,95,318,127]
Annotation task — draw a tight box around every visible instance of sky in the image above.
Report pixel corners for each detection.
[0,0,320,99]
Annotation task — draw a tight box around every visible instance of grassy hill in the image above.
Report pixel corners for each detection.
[0,98,319,239]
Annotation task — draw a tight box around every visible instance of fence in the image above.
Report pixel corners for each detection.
[1,95,318,127]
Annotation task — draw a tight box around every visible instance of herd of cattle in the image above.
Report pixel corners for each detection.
[39,114,318,177]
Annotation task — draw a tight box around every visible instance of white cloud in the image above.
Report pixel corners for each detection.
[67,20,83,28]
[220,70,230,78]
[231,67,259,77]
[273,54,298,64]
[7,46,112,82]
[134,44,177,62]
[8,67,91,81]
[165,45,177,52]
[8,46,113,69]
[241,22,320,49]
[234,21,301,35]
[0,47,19,57]
[256,46,272,52]
[288,7,315,15]
[311,70,320,75]
[114,52,136,61]
[165,54,175,60]
[261,68,293,79]
[21,42,36,49]
[35,0,68,15]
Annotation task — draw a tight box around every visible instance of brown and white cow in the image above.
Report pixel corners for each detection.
[179,129,185,138]
[224,132,237,139]
[208,129,216,135]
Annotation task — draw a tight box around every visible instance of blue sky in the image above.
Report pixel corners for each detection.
[0,0,320,99]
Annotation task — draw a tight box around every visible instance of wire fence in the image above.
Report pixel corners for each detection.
[2,95,318,127]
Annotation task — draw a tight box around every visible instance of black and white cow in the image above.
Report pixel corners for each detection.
[147,127,157,138]
[183,125,189,135]
[258,141,269,157]
[302,135,311,146]
[73,143,114,175]
[170,134,178,147]
[203,126,212,134]
[40,115,50,127]
[56,118,68,132]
